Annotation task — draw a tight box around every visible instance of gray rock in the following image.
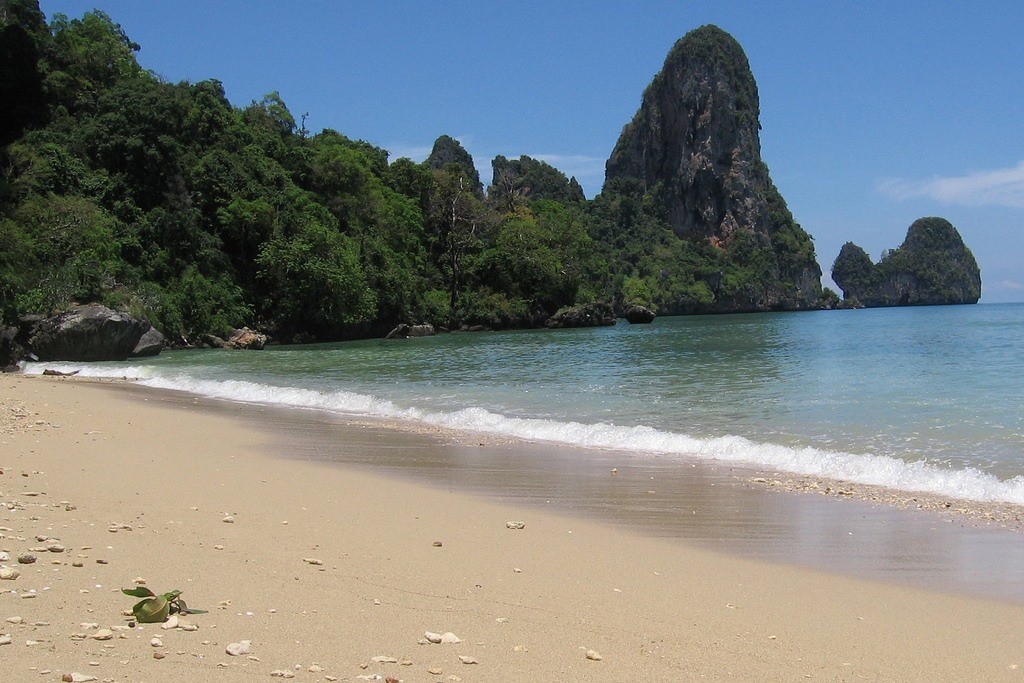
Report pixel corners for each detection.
[545,302,616,329]
[624,305,656,324]
[225,327,267,350]
[131,326,165,357]
[28,305,156,361]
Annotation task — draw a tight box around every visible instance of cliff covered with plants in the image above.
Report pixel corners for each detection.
[1,6,833,346]
[832,217,981,307]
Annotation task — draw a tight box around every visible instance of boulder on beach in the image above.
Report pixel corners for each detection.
[27,304,161,361]
[225,327,267,350]
[131,326,165,357]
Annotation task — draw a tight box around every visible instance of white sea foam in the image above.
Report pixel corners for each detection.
[22,362,1024,506]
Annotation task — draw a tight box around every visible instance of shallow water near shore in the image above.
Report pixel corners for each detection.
[113,382,1024,603]
[27,303,1024,501]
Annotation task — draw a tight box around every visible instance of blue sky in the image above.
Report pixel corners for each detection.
[39,1,1024,302]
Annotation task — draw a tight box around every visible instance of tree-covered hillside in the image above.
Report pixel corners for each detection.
[0,5,829,345]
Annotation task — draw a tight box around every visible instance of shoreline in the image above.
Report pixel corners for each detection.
[4,374,1024,681]
[73,375,1024,603]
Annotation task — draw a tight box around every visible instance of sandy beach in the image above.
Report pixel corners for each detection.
[2,374,1024,682]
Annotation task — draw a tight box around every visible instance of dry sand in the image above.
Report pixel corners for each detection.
[2,374,1024,682]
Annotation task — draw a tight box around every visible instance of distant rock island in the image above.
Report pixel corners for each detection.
[831,217,981,307]
[603,25,823,313]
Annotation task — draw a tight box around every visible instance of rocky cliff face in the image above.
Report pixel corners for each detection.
[832,217,981,307]
[425,135,483,197]
[604,25,822,311]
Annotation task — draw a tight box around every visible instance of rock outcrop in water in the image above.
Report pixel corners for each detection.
[831,217,981,307]
[603,25,823,312]
[544,302,616,328]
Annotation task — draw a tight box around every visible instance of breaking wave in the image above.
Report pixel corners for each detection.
[23,361,1024,506]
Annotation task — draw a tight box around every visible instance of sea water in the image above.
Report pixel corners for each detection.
[25,303,1024,506]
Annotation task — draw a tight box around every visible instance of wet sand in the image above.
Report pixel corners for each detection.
[181,385,1024,603]
[3,374,1024,682]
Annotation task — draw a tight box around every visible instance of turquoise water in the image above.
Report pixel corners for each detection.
[27,303,1024,504]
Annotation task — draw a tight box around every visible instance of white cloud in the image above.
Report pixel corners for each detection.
[996,279,1023,291]
[878,161,1024,208]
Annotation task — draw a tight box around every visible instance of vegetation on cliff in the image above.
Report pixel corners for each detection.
[1,7,840,345]
[601,25,823,314]
[831,217,981,307]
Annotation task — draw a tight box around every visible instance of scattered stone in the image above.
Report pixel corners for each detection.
[371,655,398,663]
[0,566,20,580]
[222,515,235,523]
[269,670,295,678]
[132,576,146,584]
[0,634,11,645]
[5,616,22,624]
[61,674,97,682]
[153,651,165,659]
[0,552,8,561]
[432,541,443,547]
[226,640,252,656]
[150,637,162,647]
[17,553,36,564]
[505,521,525,530]
[307,664,323,672]
[91,629,113,641]
[585,649,603,661]
[458,655,478,665]
[161,615,179,630]
[427,668,443,675]
[46,542,65,553]
[302,558,323,565]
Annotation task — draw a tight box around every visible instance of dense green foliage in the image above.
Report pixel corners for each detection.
[831,217,981,307]
[0,5,829,343]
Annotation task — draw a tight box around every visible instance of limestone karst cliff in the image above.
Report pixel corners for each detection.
[603,25,822,312]
[832,217,981,307]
